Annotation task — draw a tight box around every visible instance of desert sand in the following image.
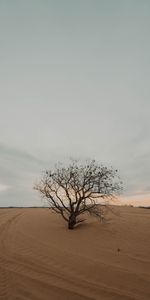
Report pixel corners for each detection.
[0,206,149,300]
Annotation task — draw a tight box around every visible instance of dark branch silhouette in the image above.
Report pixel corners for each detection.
[34,160,122,229]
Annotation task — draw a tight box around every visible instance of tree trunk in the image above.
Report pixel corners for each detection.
[68,214,76,230]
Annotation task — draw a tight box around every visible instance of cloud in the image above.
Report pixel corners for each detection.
[0,183,10,192]
[0,143,44,166]
[0,143,47,206]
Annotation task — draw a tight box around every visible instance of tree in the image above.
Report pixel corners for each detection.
[34,160,122,229]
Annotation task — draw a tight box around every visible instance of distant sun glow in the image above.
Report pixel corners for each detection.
[0,184,10,192]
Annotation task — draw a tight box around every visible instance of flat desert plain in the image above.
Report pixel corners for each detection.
[0,206,149,300]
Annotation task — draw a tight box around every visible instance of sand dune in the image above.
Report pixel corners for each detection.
[0,206,149,300]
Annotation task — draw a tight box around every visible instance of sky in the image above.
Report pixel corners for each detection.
[0,0,150,206]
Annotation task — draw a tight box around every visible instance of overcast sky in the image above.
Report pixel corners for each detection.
[0,0,150,206]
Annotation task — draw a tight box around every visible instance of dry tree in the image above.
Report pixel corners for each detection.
[34,160,122,229]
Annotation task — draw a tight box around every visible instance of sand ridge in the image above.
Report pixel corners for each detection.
[0,206,149,300]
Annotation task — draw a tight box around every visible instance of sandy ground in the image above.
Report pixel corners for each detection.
[0,206,149,300]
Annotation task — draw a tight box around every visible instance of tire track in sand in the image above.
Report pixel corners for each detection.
[0,210,25,300]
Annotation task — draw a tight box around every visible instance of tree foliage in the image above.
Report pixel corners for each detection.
[35,160,122,229]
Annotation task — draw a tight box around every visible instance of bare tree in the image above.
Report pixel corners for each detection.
[34,160,122,229]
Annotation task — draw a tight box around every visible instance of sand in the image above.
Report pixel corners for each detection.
[0,206,149,300]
